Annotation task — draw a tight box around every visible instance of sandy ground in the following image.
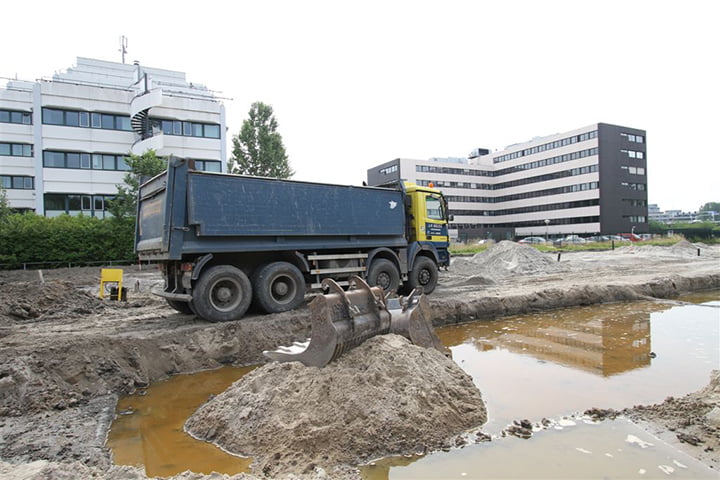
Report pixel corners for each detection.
[0,241,718,479]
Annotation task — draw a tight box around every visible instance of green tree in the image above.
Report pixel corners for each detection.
[0,186,10,221]
[699,202,720,213]
[107,150,166,218]
[228,102,293,178]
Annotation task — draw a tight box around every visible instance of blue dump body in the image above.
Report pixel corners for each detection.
[136,157,408,260]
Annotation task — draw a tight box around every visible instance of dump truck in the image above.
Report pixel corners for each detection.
[135,156,451,322]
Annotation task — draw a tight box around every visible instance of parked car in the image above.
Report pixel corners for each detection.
[638,233,653,241]
[563,235,586,244]
[518,236,546,244]
[586,235,610,243]
[607,235,629,242]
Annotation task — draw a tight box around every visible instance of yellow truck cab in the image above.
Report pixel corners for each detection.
[404,182,451,269]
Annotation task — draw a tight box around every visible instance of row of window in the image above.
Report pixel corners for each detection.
[0,142,33,157]
[494,130,598,163]
[621,133,644,143]
[44,193,115,218]
[41,107,222,139]
[624,215,647,223]
[151,118,221,139]
[446,181,600,204]
[43,108,132,131]
[414,147,599,179]
[451,199,600,218]
[621,165,645,175]
[0,109,32,125]
[378,164,398,175]
[0,175,34,190]
[623,198,647,207]
[43,151,131,171]
[419,164,598,192]
[621,182,646,191]
[193,160,222,172]
[622,150,645,159]
[452,215,600,230]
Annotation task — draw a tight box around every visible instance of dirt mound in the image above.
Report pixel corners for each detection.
[616,239,718,258]
[185,334,486,476]
[467,240,564,278]
[0,280,109,322]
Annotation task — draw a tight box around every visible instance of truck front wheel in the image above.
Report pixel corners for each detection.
[407,256,439,294]
[252,262,306,314]
[367,258,400,294]
[193,265,252,322]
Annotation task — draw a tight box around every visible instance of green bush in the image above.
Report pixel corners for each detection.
[0,213,136,268]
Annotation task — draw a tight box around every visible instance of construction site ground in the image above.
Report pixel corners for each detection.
[0,241,718,479]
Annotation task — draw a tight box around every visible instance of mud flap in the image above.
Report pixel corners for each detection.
[263,276,447,367]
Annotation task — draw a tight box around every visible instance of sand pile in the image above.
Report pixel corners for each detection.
[185,334,486,476]
[463,240,564,278]
[616,239,718,258]
[0,280,108,322]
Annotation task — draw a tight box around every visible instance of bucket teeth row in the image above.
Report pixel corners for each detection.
[263,276,447,367]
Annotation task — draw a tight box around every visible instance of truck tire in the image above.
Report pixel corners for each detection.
[193,265,252,322]
[367,258,400,293]
[252,262,306,314]
[407,256,439,294]
[166,298,193,314]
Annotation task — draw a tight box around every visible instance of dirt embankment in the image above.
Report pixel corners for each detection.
[0,241,718,479]
[185,335,486,477]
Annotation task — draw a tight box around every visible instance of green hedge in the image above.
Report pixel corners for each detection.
[0,213,136,268]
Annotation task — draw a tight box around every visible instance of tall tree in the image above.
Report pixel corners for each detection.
[0,186,11,221]
[699,202,720,213]
[107,149,166,219]
[228,102,293,178]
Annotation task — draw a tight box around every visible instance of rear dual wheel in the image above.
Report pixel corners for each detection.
[193,265,252,322]
[252,262,306,314]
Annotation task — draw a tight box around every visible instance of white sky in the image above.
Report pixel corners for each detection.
[2,0,718,212]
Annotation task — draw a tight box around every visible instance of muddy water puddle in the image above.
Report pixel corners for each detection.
[106,365,255,477]
[107,291,719,478]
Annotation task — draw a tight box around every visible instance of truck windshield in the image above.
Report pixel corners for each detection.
[426,195,444,220]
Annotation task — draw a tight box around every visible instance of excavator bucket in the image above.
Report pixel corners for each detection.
[263,275,447,367]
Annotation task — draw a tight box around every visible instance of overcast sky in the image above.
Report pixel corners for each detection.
[3,0,718,212]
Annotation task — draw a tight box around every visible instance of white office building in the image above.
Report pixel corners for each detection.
[368,123,648,240]
[0,57,226,216]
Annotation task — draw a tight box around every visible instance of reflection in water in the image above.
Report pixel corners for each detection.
[107,365,255,477]
[440,304,653,377]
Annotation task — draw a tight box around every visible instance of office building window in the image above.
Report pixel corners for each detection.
[0,142,33,157]
[0,109,32,125]
[44,193,116,218]
[152,118,221,139]
[194,160,222,172]
[41,107,132,131]
[43,150,130,171]
[0,175,34,189]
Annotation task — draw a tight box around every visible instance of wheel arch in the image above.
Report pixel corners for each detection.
[366,247,402,275]
[407,242,440,271]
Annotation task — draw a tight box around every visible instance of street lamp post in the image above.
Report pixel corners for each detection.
[544,219,550,240]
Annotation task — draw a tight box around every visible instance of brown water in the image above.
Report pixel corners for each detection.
[106,365,255,477]
[107,291,720,478]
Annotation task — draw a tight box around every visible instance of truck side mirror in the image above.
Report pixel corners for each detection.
[448,214,454,222]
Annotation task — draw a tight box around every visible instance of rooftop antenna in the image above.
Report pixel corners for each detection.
[119,36,128,64]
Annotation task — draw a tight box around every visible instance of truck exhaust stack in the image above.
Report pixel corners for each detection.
[264,276,447,367]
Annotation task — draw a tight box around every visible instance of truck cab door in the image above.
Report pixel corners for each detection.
[406,188,449,245]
